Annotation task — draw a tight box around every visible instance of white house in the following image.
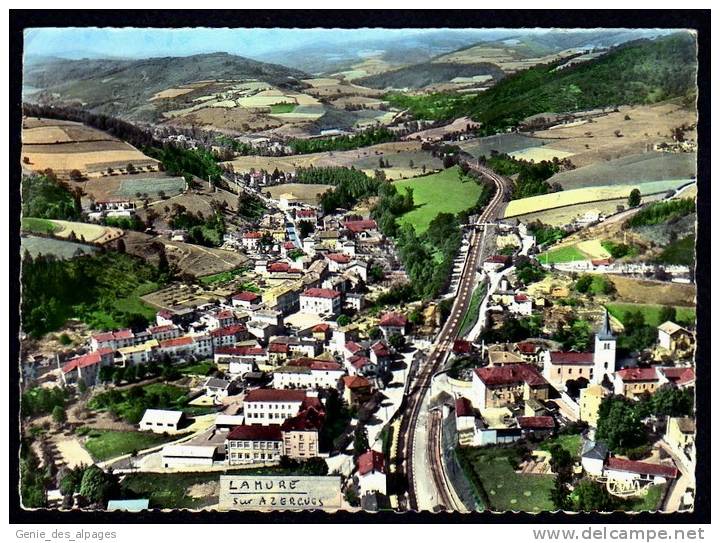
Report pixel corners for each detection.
[580,440,609,476]
[299,288,342,316]
[603,457,678,486]
[231,291,261,309]
[378,312,407,338]
[139,409,185,433]
[243,389,319,426]
[356,450,386,496]
[61,348,114,387]
[161,445,216,468]
[509,293,533,316]
[273,359,345,389]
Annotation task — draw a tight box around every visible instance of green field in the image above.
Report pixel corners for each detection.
[394,167,482,233]
[21,217,60,235]
[177,360,217,376]
[456,445,555,512]
[459,283,486,337]
[270,102,297,114]
[198,267,252,286]
[88,383,191,424]
[538,433,583,458]
[539,245,588,264]
[116,176,186,198]
[607,303,696,327]
[83,429,180,461]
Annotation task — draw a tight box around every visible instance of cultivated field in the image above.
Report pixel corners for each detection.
[122,231,250,278]
[22,118,160,178]
[266,183,333,205]
[404,117,480,142]
[515,199,638,227]
[548,152,697,191]
[539,239,611,264]
[530,102,697,169]
[508,146,574,162]
[50,220,124,244]
[607,302,696,327]
[81,174,186,203]
[394,166,482,233]
[610,275,695,307]
[503,179,690,218]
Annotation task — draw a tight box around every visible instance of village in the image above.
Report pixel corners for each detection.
[20,167,697,513]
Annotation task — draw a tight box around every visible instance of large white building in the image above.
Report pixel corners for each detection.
[299,288,342,316]
[243,389,320,426]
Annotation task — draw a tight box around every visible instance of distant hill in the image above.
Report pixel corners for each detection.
[388,33,698,130]
[355,62,505,90]
[23,52,309,121]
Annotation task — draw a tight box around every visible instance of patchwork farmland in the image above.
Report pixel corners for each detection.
[22,118,160,179]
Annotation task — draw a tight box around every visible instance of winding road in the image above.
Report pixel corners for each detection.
[395,163,512,511]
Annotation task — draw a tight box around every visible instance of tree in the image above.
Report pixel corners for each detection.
[628,188,642,208]
[79,465,118,506]
[368,327,383,340]
[52,405,67,425]
[116,238,126,254]
[69,169,83,181]
[353,425,369,459]
[596,396,648,453]
[573,479,616,512]
[388,333,406,351]
[337,314,351,327]
[59,465,85,496]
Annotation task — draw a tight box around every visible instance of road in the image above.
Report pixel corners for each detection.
[395,163,511,511]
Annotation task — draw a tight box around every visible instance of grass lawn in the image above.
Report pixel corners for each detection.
[177,360,217,376]
[456,446,555,512]
[88,383,191,424]
[459,283,486,337]
[21,217,60,235]
[270,102,297,114]
[83,429,180,461]
[113,282,161,321]
[606,302,696,327]
[539,245,588,264]
[538,433,583,458]
[394,166,482,233]
[198,267,250,286]
[622,483,665,512]
[657,234,694,266]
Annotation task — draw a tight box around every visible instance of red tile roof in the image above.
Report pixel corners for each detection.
[160,336,194,349]
[243,231,262,239]
[660,367,695,386]
[92,329,134,342]
[371,341,391,357]
[232,291,260,302]
[485,255,510,264]
[157,310,173,319]
[62,348,113,373]
[281,406,325,432]
[227,424,282,441]
[452,340,473,354]
[345,341,364,354]
[357,450,385,475]
[455,397,474,417]
[474,364,548,387]
[343,219,377,233]
[549,352,594,365]
[326,253,351,264]
[269,342,290,354]
[283,241,296,249]
[302,288,341,299]
[114,329,134,340]
[591,258,613,266]
[379,312,407,327]
[148,324,176,334]
[342,375,371,389]
[616,367,659,382]
[516,341,540,354]
[517,416,555,429]
[268,262,292,273]
[215,310,235,320]
[606,457,678,479]
[244,389,308,403]
[290,358,343,372]
[210,324,247,338]
[312,323,330,333]
[514,293,529,303]
[349,355,372,369]
[297,209,316,218]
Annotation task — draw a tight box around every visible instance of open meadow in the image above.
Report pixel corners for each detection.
[459,133,554,159]
[394,166,482,233]
[266,183,333,205]
[531,102,697,169]
[21,235,98,259]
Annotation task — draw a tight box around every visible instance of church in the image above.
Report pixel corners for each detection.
[542,310,616,389]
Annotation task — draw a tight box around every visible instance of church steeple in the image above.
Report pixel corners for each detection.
[596,308,614,340]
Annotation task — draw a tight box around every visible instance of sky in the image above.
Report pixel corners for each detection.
[23,28,478,59]
[22,27,654,61]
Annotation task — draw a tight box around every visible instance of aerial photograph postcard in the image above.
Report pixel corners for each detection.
[14,17,704,517]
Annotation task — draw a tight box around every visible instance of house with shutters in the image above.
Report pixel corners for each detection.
[61,348,114,386]
[242,389,321,426]
[378,312,408,338]
[471,364,550,411]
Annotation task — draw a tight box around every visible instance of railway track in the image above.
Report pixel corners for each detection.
[396,163,510,511]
